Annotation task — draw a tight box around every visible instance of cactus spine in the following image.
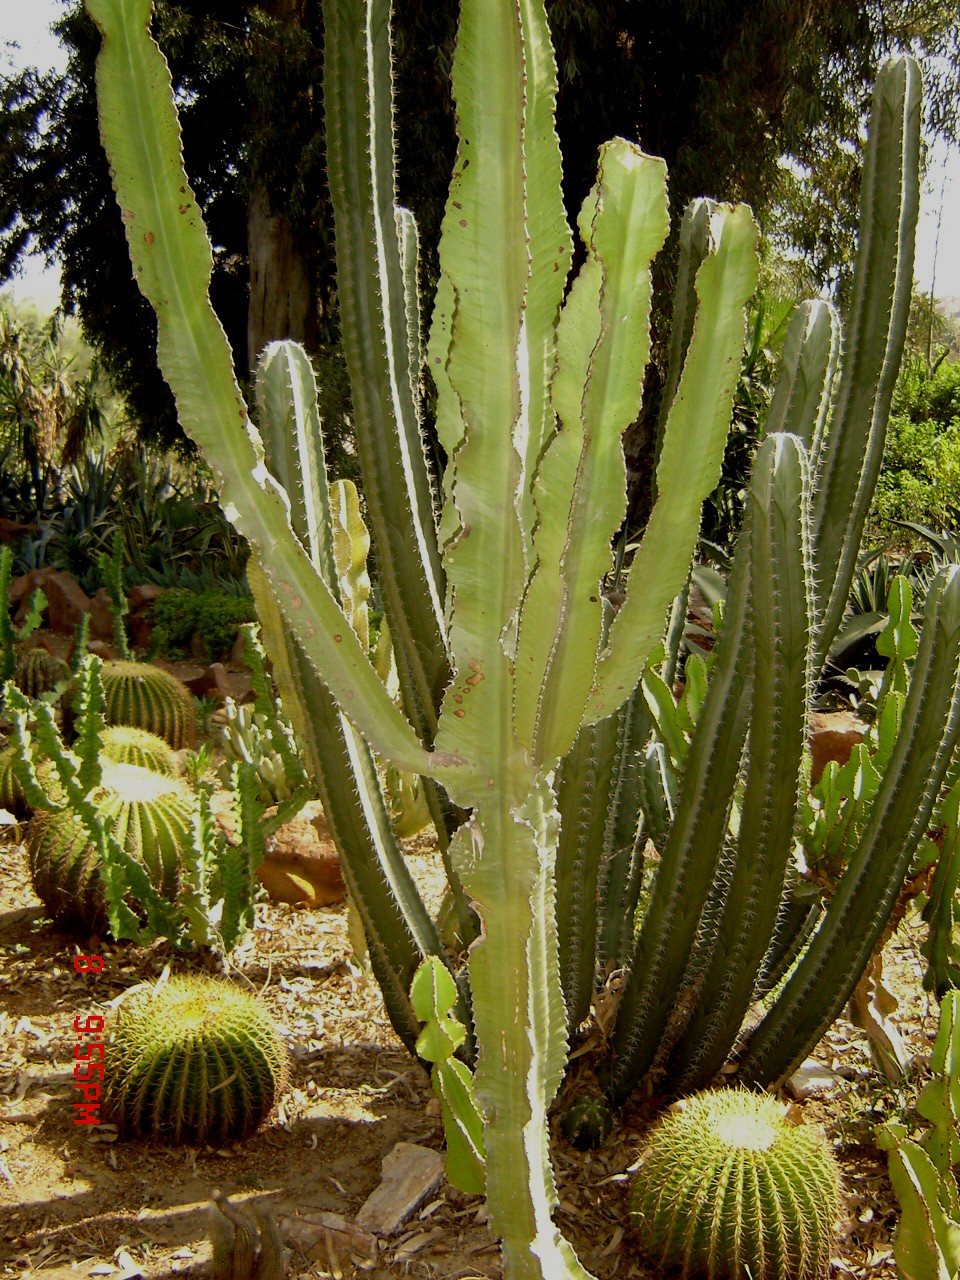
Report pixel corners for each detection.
[104,974,288,1143]
[100,725,181,777]
[631,1090,841,1280]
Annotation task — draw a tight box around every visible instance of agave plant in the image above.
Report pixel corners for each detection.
[84,0,958,1275]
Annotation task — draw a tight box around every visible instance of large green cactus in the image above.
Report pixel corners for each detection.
[83,0,948,1275]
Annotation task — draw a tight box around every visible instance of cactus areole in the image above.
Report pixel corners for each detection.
[83,0,936,1275]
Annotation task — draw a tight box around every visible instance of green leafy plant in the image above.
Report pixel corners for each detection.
[100,658,198,749]
[103,972,288,1143]
[631,1089,841,1280]
[878,990,960,1280]
[145,588,257,661]
[411,956,485,1195]
[84,0,949,1273]
[873,352,960,533]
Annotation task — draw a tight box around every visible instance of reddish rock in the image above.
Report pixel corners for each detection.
[179,661,253,704]
[0,517,42,542]
[127,583,167,650]
[9,567,113,638]
[86,639,122,661]
[257,800,345,907]
[228,629,249,668]
[89,588,116,641]
[809,710,868,785]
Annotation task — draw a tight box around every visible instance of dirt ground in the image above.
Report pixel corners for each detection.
[0,822,942,1280]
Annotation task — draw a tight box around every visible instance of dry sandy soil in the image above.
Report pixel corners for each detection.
[0,824,942,1280]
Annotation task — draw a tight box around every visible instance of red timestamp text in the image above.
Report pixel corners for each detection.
[72,955,105,1125]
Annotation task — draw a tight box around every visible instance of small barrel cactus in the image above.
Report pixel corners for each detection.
[104,973,288,1143]
[27,760,193,931]
[631,1089,841,1280]
[560,1096,614,1149]
[100,725,181,777]
[15,647,71,699]
[100,659,197,749]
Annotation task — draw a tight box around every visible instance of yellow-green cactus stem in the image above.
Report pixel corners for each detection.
[631,1089,841,1280]
[104,973,288,1143]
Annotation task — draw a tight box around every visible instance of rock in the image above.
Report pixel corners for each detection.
[89,588,115,640]
[355,1143,445,1235]
[0,516,42,542]
[8,567,114,639]
[181,661,252,704]
[86,639,122,662]
[809,710,868,785]
[228,629,249,668]
[785,1059,842,1100]
[281,1212,377,1268]
[127,583,167,650]
[258,802,345,907]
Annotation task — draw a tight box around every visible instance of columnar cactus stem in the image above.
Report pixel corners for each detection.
[85,0,934,1274]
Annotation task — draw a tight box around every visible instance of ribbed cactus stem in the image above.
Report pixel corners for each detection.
[632,1089,840,1280]
[811,56,921,661]
[104,974,288,1143]
[669,432,814,1091]
[739,565,960,1086]
[321,0,449,732]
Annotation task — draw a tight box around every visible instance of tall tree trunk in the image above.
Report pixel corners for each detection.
[247,184,320,372]
[245,0,321,371]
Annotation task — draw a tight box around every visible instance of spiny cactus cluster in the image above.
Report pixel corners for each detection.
[0,745,26,817]
[27,760,193,931]
[631,1089,841,1280]
[559,1096,614,1150]
[104,974,288,1144]
[100,659,197,749]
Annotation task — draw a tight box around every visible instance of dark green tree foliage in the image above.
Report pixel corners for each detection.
[2,0,958,455]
